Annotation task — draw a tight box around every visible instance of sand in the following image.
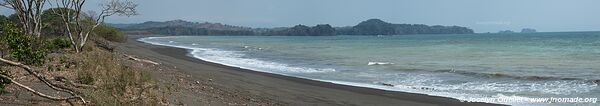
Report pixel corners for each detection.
[118,35,504,106]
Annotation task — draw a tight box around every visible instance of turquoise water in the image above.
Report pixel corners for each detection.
[139,32,600,105]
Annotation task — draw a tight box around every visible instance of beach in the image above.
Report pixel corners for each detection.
[118,35,502,106]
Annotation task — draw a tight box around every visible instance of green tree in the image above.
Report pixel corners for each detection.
[0,15,7,24]
[51,0,138,53]
[94,24,125,42]
[0,15,7,30]
[41,8,77,36]
[7,14,19,25]
[0,23,47,65]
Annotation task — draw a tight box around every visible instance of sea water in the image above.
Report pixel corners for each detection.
[139,32,600,106]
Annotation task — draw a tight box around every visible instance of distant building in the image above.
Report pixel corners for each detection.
[521,28,537,33]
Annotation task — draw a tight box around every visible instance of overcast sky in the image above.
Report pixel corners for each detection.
[2,0,599,33]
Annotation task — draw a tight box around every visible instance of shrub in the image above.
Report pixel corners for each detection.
[0,67,11,92]
[0,15,7,30]
[0,23,48,65]
[77,47,160,105]
[46,37,72,51]
[94,24,126,42]
[77,68,94,85]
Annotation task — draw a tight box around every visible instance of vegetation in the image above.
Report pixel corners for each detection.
[123,20,255,35]
[337,19,474,35]
[265,24,336,36]
[0,67,10,92]
[0,0,162,105]
[46,37,72,51]
[94,24,126,42]
[0,15,7,27]
[50,0,137,53]
[40,8,77,36]
[72,45,162,105]
[0,23,47,65]
[0,17,12,92]
[0,17,161,105]
[143,26,255,36]
[119,19,473,36]
[311,24,337,36]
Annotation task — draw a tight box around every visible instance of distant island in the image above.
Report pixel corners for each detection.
[497,28,537,34]
[113,19,474,36]
[520,28,537,33]
[336,19,474,35]
[497,30,516,34]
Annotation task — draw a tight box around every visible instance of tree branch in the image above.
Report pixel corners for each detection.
[0,74,80,101]
[0,57,87,104]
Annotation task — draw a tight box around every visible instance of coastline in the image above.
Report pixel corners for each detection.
[119,35,504,106]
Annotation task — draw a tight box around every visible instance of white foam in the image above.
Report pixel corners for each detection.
[138,37,598,106]
[190,48,336,74]
[451,80,597,95]
[137,37,515,105]
[318,79,579,106]
[315,79,495,104]
[139,37,336,74]
[367,62,395,65]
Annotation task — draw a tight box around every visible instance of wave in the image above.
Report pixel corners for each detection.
[385,65,600,85]
[139,37,336,74]
[367,62,395,66]
[189,48,336,74]
[139,36,598,106]
[433,69,600,84]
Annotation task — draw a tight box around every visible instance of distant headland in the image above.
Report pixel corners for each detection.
[497,28,538,34]
[112,19,474,36]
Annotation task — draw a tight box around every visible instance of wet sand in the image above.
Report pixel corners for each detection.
[119,35,504,106]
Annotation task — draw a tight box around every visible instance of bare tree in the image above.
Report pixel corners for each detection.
[0,0,47,37]
[50,0,137,53]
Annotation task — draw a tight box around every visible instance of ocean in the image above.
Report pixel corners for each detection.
[139,32,600,106]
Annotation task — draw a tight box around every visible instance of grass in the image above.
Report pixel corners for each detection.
[0,35,166,105]
[63,42,164,105]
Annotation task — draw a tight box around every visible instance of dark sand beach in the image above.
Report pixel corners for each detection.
[119,35,503,106]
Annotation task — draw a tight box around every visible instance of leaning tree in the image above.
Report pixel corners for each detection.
[1,0,137,52]
[50,0,137,53]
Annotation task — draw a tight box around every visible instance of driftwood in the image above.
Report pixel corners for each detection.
[125,54,160,65]
[0,57,87,104]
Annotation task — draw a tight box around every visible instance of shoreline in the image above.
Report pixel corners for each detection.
[120,35,504,106]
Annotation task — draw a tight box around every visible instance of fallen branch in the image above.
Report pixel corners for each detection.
[55,76,98,89]
[0,57,87,104]
[125,54,160,65]
[0,74,79,101]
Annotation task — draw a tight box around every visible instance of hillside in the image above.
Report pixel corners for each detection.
[337,19,474,35]
[115,19,474,36]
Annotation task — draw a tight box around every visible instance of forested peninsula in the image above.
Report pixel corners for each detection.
[116,19,474,36]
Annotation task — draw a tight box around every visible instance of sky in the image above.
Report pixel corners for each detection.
[2,0,600,33]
